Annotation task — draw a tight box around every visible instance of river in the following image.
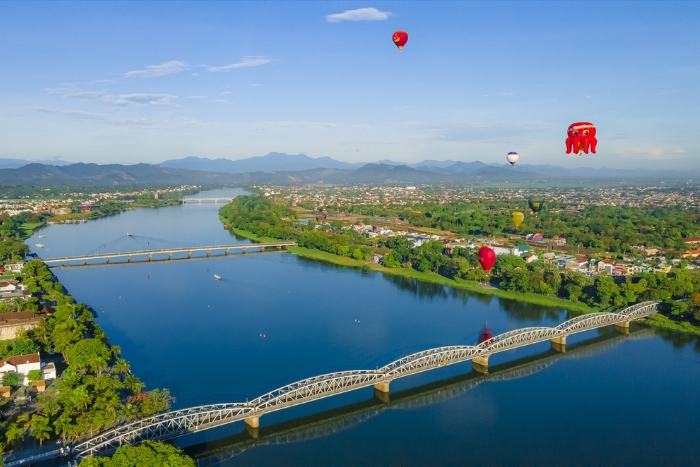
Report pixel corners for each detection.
[26,188,700,466]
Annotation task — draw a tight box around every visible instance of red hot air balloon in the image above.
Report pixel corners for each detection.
[477,246,496,273]
[566,122,597,155]
[392,30,409,50]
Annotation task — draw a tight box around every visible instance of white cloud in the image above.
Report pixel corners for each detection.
[31,106,210,130]
[47,87,177,106]
[119,94,177,105]
[124,60,189,78]
[206,56,275,72]
[326,7,391,22]
[185,95,208,99]
[222,91,231,95]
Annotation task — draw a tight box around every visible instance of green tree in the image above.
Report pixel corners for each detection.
[78,440,195,467]
[66,339,111,376]
[27,369,42,382]
[2,372,20,387]
[29,415,51,446]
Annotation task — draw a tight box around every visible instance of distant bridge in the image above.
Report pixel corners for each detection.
[39,242,297,267]
[73,301,659,459]
[183,198,233,204]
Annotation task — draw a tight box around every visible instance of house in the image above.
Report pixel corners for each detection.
[654,264,672,274]
[598,259,615,275]
[42,362,56,380]
[77,203,99,212]
[614,263,625,276]
[4,263,23,273]
[683,249,700,258]
[53,207,72,215]
[0,352,41,385]
[0,312,42,341]
[0,282,17,293]
[493,246,522,257]
[525,254,539,264]
[682,237,700,245]
[373,254,383,264]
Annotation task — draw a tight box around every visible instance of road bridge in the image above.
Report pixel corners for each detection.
[183,198,233,204]
[72,301,659,459]
[38,242,297,267]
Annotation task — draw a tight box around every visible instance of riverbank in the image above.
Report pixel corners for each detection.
[288,246,597,313]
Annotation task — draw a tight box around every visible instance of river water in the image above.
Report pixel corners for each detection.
[26,188,700,466]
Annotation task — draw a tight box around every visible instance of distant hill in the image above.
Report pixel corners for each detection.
[0,163,241,186]
[161,153,363,173]
[0,160,695,187]
[0,158,71,169]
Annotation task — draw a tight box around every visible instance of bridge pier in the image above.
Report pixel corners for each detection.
[472,356,489,374]
[373,381,390,393]
[168,252,172,260]
[245,424,259,439]
[61,261,65,267]
[105,257,110,264]
[206,250,211,257]
[187,251,192,258]
[148,254,152,262]
[374,387,390,403]
[225,248,229,255]
[84,259,88,266]
[242,248,247,254]
[615,321,631,334]
[245,416,260,429]
[551,336,566,353]
[127,255,131,263]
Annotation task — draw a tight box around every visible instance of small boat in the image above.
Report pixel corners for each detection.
[127,232,132,237]
[35,244,44,248]
[214,274,221,281]
[38,235,46,238]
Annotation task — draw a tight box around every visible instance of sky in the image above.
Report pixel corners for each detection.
[1,1,699,169]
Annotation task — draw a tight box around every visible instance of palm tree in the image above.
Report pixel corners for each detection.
[117,403,139,423]
[53,415,73,445]
[123,375,145,395]
[29,415,51,446]
[5,423,25,451]
[113,358,130,381]
[110,345,121,358]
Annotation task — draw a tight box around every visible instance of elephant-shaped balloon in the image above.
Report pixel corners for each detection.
[565,122,597,155]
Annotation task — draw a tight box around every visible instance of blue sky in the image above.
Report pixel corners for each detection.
[1,1,699,168]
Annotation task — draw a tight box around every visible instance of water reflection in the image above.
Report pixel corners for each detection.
[186,326,653,466]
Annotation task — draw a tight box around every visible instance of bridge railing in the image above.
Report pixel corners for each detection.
[72,301,659,459]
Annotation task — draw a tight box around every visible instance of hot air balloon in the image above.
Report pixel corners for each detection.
[528,195,544,217]
[477,246,496,273]
[392,30,409,50]
[506,152,520,167]
[566,122,597,155]
[478,324,494,345]
[512,211,524,229]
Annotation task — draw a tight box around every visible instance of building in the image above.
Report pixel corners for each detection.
[53,207,72,215]
[4,263,23,273]
[598,259,615,275]
[0,282,16,293]
[682,237,700,245]
[77,203,99,212]
[0,352,41,385]
[0,312,42,341]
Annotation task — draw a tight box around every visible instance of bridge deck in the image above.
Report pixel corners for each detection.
[40,242,297,266]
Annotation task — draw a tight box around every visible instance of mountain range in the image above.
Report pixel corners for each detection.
[0,153,695,186]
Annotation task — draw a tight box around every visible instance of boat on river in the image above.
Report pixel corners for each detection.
[35,243,44,248]
[38,235,46,238]
[127,232,132,237]
[214,274,221,281]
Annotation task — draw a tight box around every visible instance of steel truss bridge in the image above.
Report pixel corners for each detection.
[39,242,297,267]
[72,301,659,459]
[192,326,654,466]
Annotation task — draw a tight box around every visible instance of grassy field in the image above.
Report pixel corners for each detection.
[19,222,44,238]
[287,246,598,313]
[218,217,287,244]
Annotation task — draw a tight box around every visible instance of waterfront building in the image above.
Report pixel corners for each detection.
[0,312,42,341]
[0,352,41,386]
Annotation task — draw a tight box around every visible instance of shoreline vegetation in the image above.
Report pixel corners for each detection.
[219,195,700,335]
[288,246,598,314]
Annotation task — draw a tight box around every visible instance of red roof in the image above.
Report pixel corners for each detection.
[0,353,40,367]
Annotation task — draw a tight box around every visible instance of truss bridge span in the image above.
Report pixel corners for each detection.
[73,301,659,459]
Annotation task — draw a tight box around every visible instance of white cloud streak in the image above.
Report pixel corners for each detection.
[124,60,189,78]
[47,87,177,106]
[326,7,391,22]
[206,56,275,72]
